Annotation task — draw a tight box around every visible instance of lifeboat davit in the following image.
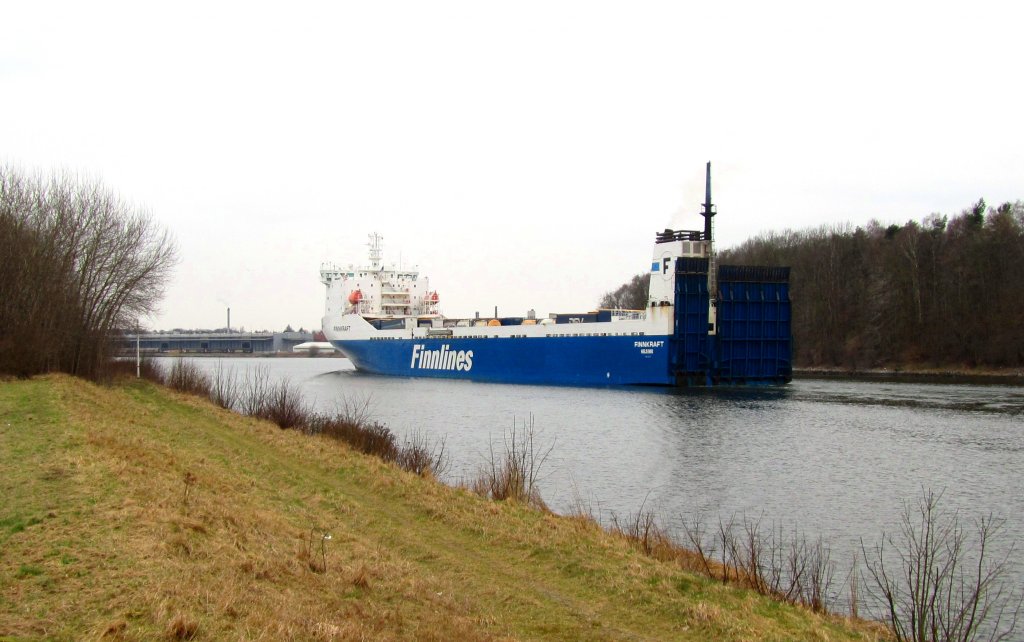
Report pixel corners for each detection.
[348,289,363,305]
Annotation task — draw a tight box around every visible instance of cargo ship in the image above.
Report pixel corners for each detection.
[320,164,792,386]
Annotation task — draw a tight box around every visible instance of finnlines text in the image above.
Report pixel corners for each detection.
[410,344,474,371]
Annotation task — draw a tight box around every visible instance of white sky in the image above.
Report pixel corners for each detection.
[3,1,1021,331]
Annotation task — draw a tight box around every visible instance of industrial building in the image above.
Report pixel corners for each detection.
[113,331,314,355]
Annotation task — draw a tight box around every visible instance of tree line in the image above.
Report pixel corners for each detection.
[720,199,1024,369]
[598,272,651,311]
[0,166,176,378]
[599,199,1024,370]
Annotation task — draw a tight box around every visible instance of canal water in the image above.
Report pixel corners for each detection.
[181,357,1023,629]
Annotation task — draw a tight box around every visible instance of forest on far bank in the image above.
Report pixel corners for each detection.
[601,199,1024,370]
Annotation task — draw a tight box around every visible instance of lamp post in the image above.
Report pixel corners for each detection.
[136,319,141,378]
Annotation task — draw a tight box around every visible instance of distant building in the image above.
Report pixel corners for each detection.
[112,330,314,354]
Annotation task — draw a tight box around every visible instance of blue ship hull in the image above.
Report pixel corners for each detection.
[334,334,676,386]
[329,259,794,388]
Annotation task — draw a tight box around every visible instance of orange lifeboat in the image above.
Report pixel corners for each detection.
[430,291,439,303]
[348,289,363,305]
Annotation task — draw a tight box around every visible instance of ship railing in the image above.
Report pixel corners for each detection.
[655,229,707,244]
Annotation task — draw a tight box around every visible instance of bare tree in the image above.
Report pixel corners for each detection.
[0,165,177,378]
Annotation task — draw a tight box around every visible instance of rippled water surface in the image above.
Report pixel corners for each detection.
[183,357,1024,630]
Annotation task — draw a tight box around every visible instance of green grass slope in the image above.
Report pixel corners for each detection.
[0,376,885,641]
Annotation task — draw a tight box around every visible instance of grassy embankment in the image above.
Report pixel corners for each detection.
[1,375,886,640]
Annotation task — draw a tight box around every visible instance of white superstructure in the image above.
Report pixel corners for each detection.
[648,230,712,306]
[320,230,705,346]
[320,233,440,320]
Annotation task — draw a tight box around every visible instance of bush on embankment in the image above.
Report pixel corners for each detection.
[580,494,1021,642]
[150,358,449,479]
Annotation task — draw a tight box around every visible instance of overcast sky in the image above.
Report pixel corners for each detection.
[3,1,1021,331]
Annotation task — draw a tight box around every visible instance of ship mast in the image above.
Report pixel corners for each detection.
[701,162,718,333]
[701,161,715,242]
[368,233,383,270]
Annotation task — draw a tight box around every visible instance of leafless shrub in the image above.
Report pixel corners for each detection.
[849,551,860,619]
[805,535,836,613]
[93,355,163,383]
[396,429,449,478]
[739,513,771,593]
[862,488,1022,642]
[717,514,740,584]
[308,412,399,461]
[209,360,239,409]
[679,511,837,612]
[165,359,212,397]
[771,528,837,613]
[779,526,807,603]
[235,373,402,457]
[238,365,273,416]
[471,415,552,509]
[566,477,604,525]
[330,393,375,427]
[261,378,307,429]
[610,494,672,557]
[680,513,717,579]
[126,354,448,479]
[138,357,164,383]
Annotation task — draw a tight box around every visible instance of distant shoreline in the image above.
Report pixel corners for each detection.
[794,367,1024,386]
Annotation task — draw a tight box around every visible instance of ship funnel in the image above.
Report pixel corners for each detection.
[700,161,715,241]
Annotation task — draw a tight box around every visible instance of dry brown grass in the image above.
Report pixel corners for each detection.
[0,375,890,641]
[167,613,199,640]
